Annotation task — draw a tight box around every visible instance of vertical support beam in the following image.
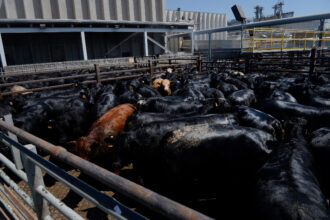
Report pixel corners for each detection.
[318,19,325,57]
[143,32,149,57]
[191,32,195,55]
[21,144,51,220]
[310,48,316,77]
[0,33,7,67]
[240,23,244,53]
[3,115,23,170]
[208,33,212,61]
[80,32,88,61]
[94,64,100,83]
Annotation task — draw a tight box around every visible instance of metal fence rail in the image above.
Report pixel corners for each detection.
[0,57,200,97]
[0,116,213,220]
[243,28,330,52]
[0,115,147,220]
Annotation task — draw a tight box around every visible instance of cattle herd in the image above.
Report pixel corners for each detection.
[0,62,330,219]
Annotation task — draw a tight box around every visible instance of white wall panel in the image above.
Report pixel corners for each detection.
[0,0,166,22]
[166,9,227,40]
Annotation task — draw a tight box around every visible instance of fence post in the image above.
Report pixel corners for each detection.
[94,64,100,83]
[21,144,51,220]
[148,60,154,75]
[2,114,23,170]
[197,56,202,72]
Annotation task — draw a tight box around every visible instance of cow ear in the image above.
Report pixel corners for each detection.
[66,141,77,149]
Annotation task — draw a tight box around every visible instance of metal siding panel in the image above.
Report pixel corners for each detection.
[109,0,116,20]
[115,0,122,20]
[87,0,97,20]
[4,0,18,18]
[15,0,25,18]
[121,0,127,20]
[149,0,156,22]
[0,0,166,22]
[81,0,89,19]
[94,0,104,20]
[138,0,146,21]
[133,0,139,21]
[125,0,135,21]
[0,0,6,18]
[57,0,68,19]
[144,0,150,21]
[157,0,165,22]
[32,0,43,18]
[166,10,171,22]
[202,13,207,40]
[215,14,219,40]
[65,0,74,19]
[101,0,110,20]
[171,10,176,22]
[72,0,83,19]
[40,0,52,19]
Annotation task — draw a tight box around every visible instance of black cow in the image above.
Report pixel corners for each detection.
[260,99,330,129]
[125,112,179,130]
[256,119,329,220]
[113,114,239,176]
[310,127,330,197]
[159,124,275,219]
[270,90,297,103]
[93,92,118,119]
[234,105,283,139]
[228,89,256,106]
[137,96,204,115]
[172,86,205,101]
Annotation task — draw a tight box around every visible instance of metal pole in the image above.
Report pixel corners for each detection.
[143,32,149,56]
[3,115,23,170]
[318,19,325,57]
[0,33,7,67]
[80,32,88,61]
[240,23,244,53]
[191,32,195,55]
[208,33,212,61]
[21,144,51,220]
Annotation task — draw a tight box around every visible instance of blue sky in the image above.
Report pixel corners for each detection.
[166,0,330,21]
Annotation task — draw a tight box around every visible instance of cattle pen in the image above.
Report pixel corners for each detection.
[0,50,329,219]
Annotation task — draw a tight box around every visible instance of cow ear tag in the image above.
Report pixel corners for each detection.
[48,125,53,129]
[82,94,87,99]
[9,101,13,106]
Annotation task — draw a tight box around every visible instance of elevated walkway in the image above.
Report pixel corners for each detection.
[242,28,330,53]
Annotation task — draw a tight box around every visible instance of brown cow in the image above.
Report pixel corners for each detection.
[152,78,173,95]
[67,104,136,161]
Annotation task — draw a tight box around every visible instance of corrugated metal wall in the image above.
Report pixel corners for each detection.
[166,10,227,40]
[0,0,166,22]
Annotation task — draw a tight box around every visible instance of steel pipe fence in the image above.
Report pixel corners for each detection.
[0,116,213,220]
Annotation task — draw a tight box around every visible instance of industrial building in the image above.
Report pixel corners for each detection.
[0,0,196,68]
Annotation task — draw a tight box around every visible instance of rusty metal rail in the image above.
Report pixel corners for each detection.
[3,56,198,77]
[0,119,214,220]
[0,58,198,97]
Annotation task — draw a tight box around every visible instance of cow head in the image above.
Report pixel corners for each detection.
[152,78,173,96]
[66,137,96,161]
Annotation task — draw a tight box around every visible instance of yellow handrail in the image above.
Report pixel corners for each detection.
[243,27,330,52]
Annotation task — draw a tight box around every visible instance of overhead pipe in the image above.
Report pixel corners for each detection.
[168,12,330,38]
